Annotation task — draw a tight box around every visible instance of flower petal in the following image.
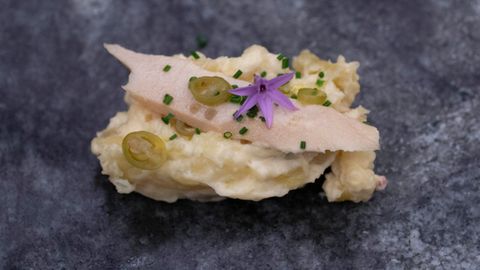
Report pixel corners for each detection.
[267,72,294,90]
[229,85,257,96]
[268,89,298,111]
[234,94,259,118]
[257,95,274,128]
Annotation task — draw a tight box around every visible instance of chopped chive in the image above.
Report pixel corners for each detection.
[230,95,242,104]
[191,51,200,59]
[316,79,324,87]
[246,106,258,118]
[319,71,325,78]
[290,94,298,99]
[195,128,201,134]
[235,114,244,122]
[163,64,171,72]
[239,127,248,135]
[163,94,173,105]
[233,70,243,79]
[189,76,197,82]
[231,84,238,89]
[161,113,174,124]
[240,96,247,105]
[169,134,178,140]
[282,58,289,69]
[277,73,284,77]
[295,71,302,79]
[214,91,220,96]
[260,71,267,77]
[259,116,266,122]
[277,54,285,60]
[223,131,233,139]
[323,100,332,107]
[300,141,306,150]
[196,35,208,49]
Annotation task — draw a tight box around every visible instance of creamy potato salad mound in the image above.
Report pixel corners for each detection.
[92,101,336,201]
[92,45,385,202]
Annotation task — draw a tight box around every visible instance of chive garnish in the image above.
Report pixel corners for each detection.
[191,51,200,59]
[240,96,247,105]
[161,113,174,124]
[295,71,302,79]
[223,131,233,139]
[290,94,298,99]
[163,65,171,72]
[169,134,178,140]
[196,35,208,49]
[300,141,306,150]
[239,127,248,135]
[260,71,267,77]
[246,106,258,118]
[195,128,201,134]
[235,114,244,122]
[319,71,325,78]
[316,79,324,87]
[189,76,197,82]
[233,70,243,79]
[277,73,284,77]
[277,54,284,60]
[163,94,173,105]
[259,116,266,122]
[282,58,289,69]
[323,100,332,107]
[232,84,238,89]
[230,95,242,104]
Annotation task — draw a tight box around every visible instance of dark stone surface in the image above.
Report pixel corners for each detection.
[1,0,479,269]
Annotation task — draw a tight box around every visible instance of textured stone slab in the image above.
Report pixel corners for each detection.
[1,0,479,269]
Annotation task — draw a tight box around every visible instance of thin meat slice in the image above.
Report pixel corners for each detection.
[105,44,379,153]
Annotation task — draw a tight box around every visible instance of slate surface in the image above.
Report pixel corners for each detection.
[1,0,479,269]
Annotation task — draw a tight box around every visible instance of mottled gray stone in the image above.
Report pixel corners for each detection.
[1,0,479,269]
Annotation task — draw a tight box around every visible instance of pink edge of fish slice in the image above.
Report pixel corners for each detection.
[104,44,379,154]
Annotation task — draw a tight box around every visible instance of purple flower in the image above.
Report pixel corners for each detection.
[230,73,297,128]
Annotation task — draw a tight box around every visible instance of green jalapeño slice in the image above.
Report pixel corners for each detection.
[188,76,233,106]
[297,88,327,105]
[122,131,167,170]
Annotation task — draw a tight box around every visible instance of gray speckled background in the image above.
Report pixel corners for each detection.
[1,0,479,269]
